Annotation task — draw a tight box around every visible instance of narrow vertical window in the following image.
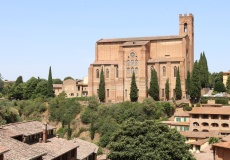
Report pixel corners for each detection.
[127,68,130,74]
[174,66,177,77]
[116,67,118,78]
[127,60,130,66]
[131,67,134,74]
[184,23,188,32]
[106,68,109,78]
[131,60,134,65]
[96,69,99,78]
[163,66,166,77]
[162,89,164,97]
[135,67,138,74]
[135,60,138,66]
[107,89,109,97]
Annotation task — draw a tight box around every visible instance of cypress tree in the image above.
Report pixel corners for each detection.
[203,52,209,88]
[186,71,191,95]
[190,61,201,103]
[226,75,230,93]
[98,68,105,102]
[148,68,159,101]
[165,78,169,101]
[130,72,138,102]
[175,68,182,100]
[47,66,54,97]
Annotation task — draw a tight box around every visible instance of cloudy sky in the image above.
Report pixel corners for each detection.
[0,1,229,81]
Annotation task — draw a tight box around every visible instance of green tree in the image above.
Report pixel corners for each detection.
[108,119,195,160]
[202,52,209,88]
[199,52,209,88]
[165,78,170,100]
[209,137,220,145]
[35,80,48,97]
[214,80,226,92]
[15,76,23,86]
[98,68,105,102]
[130,72,138,102]
[186,71,191,95]
[190,61,201,103]
[175,68,182,100]
[226,75,230,93]
[53,78,62,84]
[47,66,54,97]
[148,68,159,101]
[23,77,39,99]
[64,76,74,80]
[142,97,156,116]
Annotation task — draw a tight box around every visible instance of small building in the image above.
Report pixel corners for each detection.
[212,142,230,160]
[53,77,88,98]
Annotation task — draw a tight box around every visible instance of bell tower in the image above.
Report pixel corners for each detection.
[179,13,194,72]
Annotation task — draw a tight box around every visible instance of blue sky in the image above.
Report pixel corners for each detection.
[0,1,229,81]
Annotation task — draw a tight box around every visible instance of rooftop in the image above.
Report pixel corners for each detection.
[0,121,56,137]
[91,60,119,65]
[161,121,189,126]
[0,145,9,154]
[188,138,209,146]
[174,110,189,117]
[74,138,99,160]
[189,106,230,115]
[97,35,186,43]
[0,135,46,160]
[222,135,230,142]
[33,137,78,160]
[180,131,220,138]
[212,142,230,149]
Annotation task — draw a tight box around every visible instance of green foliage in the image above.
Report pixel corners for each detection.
[88,96,99,109]
[209,137,220,145]
[148,68,159,101]
[184,105,192,111]
[165,78,170,100]
[64,76,74,80]
[175,69,182,100]
[35,80,48,98]
[190,61,201,103]
[200,97,208,104]
[142,97,156,117]
[98,69,105,102]
[130,72,138,102]
[108,119,195,160]
[23,77,39,99]
[215,99,228,105]
[199,52,209,88]
[214,80,226,92]
[47,66,54,97]
[81,107,93,124]
[209,72,223,89]
[52,78,62,84]
[226,75,230,93]
[186,71,191,95]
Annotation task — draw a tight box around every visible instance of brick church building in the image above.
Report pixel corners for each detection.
[88,13,194,102]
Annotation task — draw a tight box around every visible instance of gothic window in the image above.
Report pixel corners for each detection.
[131,67,134,74]
[174,66,177,77]
[127,60,130,66]
[131,60,134,65]
[127,68,130,74]
[184,23,188,32]
[116,67,118,78]
[96,69,99,78]
[135,60,138,66]
[106,68,109,78]
[162,89,165,97]
[163,66,166,77]
[107,89,109,97]
[130,52,135,57]
[135,67,138,74]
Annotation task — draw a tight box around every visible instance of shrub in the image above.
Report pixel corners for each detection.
[215,99,228,105]
[184,105,192,111]
[200,97,208,104]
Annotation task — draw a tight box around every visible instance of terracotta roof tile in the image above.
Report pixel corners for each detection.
[188,138,209,145]
[0,145,9,154]
[222,135,230,142]
[91,61,119,65]
[174,110,189,117]
[97,35,186,43]
[121,41,149,46]
[161,121,189,126]
[53,84,62,88]
[189,106,230,115]
[212,142,230,149]
[180,131,220,138]
[74,138,99,160]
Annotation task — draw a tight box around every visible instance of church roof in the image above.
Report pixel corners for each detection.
[97,35,186,43]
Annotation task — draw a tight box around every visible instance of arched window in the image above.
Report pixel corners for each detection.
[106,68,109,78]
[96,69,99,78]
[127,68,130,74]
[135,60,138,66]
[131,67,134,74]
[131,60,134,65]
[163,66,166,77]
[222,123,229,128]
[211,123,219,127]
[193,129,199,132]
[202,122,209,126]
[127,60,130,66]
[135,67,138,74]
[184,23,188,32]
[202,129,209,132]
[193,122,199,126]
[174,66,177,77]
[116,67,118,78]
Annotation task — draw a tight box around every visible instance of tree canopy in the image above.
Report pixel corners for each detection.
[108,119,195,160]
[199,52,209,88]
[190,61,201,103]
[165,78,169,101]
[47,66,54,97]
[148,68,159,101]
[98,68,105,102]
[226,75,230,93]
[175,68,182,100]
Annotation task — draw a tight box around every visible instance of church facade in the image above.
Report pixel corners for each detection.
[88,13,194,102]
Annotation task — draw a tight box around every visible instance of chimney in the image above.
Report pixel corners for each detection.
[43,123,47,143]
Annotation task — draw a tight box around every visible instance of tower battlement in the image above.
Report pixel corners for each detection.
[179,13,193,17]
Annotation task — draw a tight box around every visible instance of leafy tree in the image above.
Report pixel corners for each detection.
[165,79,169,101]
[148,68,159,101]
[175,68,182,100]
[130,72,138,102]
[199,52,209,88]
[202,52,209,87]
[47,66,54,97]
[52,78,62,84]
[186,71,191,95]
[108,119,195,160]
[142,97,156,116]
[13,83,25,100]
[190,61,201,103]
[88,95,99,109]
[64,76,74,80]
[15,76,23,86]
[226,75,230,93]
[209,137,220,145]
[35,80,48,97]
[214,80,226,92]
[98,68,105,102]
[23,77,39,99]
